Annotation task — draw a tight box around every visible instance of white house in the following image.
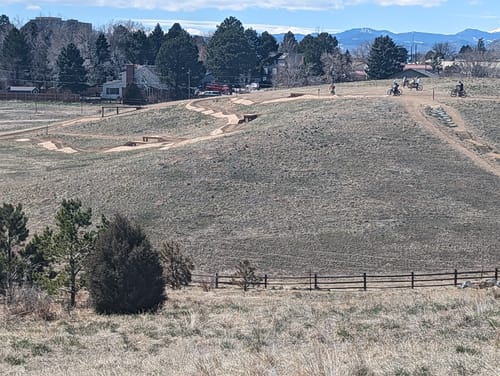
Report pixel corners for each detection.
[101,64,168,102]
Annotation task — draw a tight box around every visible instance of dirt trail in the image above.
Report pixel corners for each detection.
[3,88,500,177]
[398,92,500,178]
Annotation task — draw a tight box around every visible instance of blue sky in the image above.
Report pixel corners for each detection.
[3,0,500,35]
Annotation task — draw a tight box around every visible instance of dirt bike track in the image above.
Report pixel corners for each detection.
[2,87,499,178]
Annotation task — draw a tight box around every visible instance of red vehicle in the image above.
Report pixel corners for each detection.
[205,83,232,95]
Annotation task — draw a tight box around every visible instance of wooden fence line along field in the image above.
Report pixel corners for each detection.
[0,92,80,102]
[190,268,499,291]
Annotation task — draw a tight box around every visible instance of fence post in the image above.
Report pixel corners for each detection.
[495,268,498,281]
[363,273,367,291]
[411,272,414,289]
[215,272,219,289]
[314,273,318,290]
[454,269,458,286]
[309,270,312,291]
[264,274,268,289]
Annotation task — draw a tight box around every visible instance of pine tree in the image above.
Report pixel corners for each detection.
[476,38,486,53]
[92,33,113,84]
[0,203,29,297]
[1,27,32,85]
[366,35,407,79]
[87,214,165,314]
[56,43,87,93]
[206,17,256,83]
[258,31,279,61]
[148,23,164,62]
[298,33,338,76]
[125,29,151,64]
[156,23,205,99]
[279,31,298,53]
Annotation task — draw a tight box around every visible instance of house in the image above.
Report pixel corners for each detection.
[8,86,39,94]
[101,64,169,102]
[351,61,368,81]
[391,64,438,79]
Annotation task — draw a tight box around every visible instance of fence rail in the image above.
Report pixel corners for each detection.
[0,92,80,102]
[190,268,499,291]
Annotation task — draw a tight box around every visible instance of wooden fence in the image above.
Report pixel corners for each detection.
[0,92,80,102]
[191,268,499,291]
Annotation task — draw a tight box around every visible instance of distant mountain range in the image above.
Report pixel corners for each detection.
[274,28,500,54]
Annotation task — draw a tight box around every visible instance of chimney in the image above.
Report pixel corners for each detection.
[126,64,135,85]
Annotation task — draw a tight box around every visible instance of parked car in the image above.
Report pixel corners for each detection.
[200,91,222,97]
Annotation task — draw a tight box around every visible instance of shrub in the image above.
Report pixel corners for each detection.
[5,286,58,321]
[159,240,194,289]
[86,214,165,314]
[232,260,261,292]
[123,83,146,105]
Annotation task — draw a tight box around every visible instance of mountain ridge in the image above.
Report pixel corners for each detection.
[274,28,500,53]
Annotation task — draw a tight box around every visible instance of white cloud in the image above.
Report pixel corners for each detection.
[26,4,42,11]
[137,18,339,35]
[3,0,448,11]
[374,0,446,6]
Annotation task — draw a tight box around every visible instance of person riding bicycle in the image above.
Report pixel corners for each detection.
[392,80,400,95]
[456,80,464,96]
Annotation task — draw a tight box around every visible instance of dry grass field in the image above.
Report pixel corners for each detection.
[0,78,499,275]
[0,287,499,375]
[0,78,499,376]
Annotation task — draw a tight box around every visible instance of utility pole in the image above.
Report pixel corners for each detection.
[187,69,191,99]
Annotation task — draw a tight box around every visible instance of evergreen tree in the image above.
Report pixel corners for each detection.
[459,45,473,55]
[0,203,29,297]
[1,27,32,85]
[206,16,256,83]
[21,228,54,288]
[95,33,111,65]
[56,43,87,93]
[279,31,298,53]
[92,33,113,84]
[0,14,12,45]
[36,199,95,307]
[156,23,205,100]
[125,29,151,64]
[87,214,166,314]
[258,31,279,61]
[148,23,164,62]
[476,37,486,53]
[366,35,407,79]
[122,83,146,105]
[298,33,338,76]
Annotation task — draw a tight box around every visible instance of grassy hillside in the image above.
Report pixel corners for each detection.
[0,79,499,274]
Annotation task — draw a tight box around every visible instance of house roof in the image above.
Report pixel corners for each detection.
[392,68,438,79]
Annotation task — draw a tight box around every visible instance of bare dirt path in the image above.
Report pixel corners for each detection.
[3,87,500,176]
[398,92,500,178]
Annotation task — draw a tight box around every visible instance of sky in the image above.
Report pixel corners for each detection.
[3,0,500,36]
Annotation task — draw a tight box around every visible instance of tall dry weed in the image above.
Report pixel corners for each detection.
[3,286,59,321]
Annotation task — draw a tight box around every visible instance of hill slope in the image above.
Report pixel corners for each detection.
[0,80,499,274]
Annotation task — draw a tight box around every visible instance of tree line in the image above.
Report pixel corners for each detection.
[2,14,497,101]
[0,15,353,99]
